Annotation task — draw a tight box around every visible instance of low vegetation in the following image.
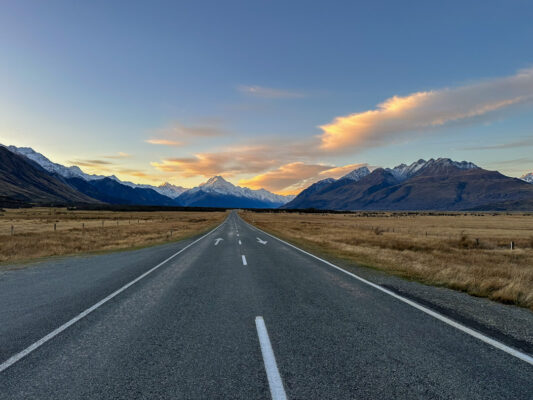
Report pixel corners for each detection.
[241,211,533,310]
[0,208,227,265]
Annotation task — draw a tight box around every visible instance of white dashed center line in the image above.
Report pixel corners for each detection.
[255,316,287,400]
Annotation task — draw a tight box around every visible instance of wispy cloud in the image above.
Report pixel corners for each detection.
[319,68,533,152]
[238,85,305,99]
[239,162,333,193]
[461,136,533,150]
[69,159,114,167]
[146,120,226,147]
[103,152,132,159]
[146,139,183,146]
[238,162,368,194]
[151,145,279,178]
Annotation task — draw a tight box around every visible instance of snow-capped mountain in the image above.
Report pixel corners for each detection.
[521,172,533,183]
[5,145,188,197]
[6,145,107,181]
[339,166,371,181]
[177,176,294,208]
[283,157,492,210]
[387,158,478,181]
[155,182,188,198]
[4,145,293,208]
[184,176,294,203]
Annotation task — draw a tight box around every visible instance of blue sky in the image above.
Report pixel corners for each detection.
[1,0,533,193]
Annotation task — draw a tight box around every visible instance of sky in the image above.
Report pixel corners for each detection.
[1,0,533,194]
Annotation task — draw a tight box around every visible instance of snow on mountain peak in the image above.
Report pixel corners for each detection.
[521,172,533,183]
[339,166,370,181]
[153,183,188,198]
[388,158,478,181]
[186,175,294,203]
[6,145,107,180]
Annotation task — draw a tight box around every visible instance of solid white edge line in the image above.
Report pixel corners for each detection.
[255,316,288,400]
[242,255,247,266]
[0,219,227,373]
[243,217,533,366]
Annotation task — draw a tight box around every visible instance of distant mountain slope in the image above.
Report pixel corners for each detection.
[177,176,294,208]
[8,145,107,180]
[284,158,533,211]
[66,177,178,206]
[283,166,370,209]
[7,145,189,198]
[0,146,97,205]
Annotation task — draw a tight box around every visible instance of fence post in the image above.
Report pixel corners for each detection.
[82,223,85,235]
[54,223,56,232]
[11,225,14,236]
[511,241,515,250]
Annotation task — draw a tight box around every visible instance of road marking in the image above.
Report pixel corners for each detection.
[242,255,247,266]
[239,240,242,245]
[214,238,224,246]
[245,218,533,366]
[0,220,226,374]
[256,237,268,245]
[237,233,240,237]
[255,316,287,400]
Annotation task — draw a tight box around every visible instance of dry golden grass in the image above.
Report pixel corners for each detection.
[0,208,227,264]
[240,211,533,310]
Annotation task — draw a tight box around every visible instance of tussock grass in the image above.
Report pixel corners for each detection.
[0,208,227,264]
[241,211,533,310]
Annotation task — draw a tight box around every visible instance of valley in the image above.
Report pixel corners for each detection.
[0,208,227,264]
[241,210,533,310]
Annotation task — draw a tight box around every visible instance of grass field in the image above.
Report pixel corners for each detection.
[0,208,227,264]
[241,211,533,310]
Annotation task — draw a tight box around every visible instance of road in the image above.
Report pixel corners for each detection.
[1,211,532,399]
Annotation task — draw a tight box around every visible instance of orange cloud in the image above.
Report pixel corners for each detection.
[320,68,533,152]
[239,163,332,192]
[151,145,279,178]
[317,163,368,178]
[146,139,183,146]
[238,162,369,194]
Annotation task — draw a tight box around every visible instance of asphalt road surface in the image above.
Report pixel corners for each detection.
[1,211,532,399]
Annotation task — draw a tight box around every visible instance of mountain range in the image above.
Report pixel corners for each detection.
[0,146,97,206]
[283,158,533,211]
[0,145,294,208]
[1,144,533,210]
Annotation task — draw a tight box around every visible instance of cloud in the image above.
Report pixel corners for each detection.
[146,139,183,146]
[146,120,225,147]
[238,85,305,99]
[317,163,368,178]
[319,68,533,152]
[238,162,368,194]
[461,136,533,150]
[151,145,279,178]
[103,152,132,159]
[69,159,114,167]
[239,162,333,192]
